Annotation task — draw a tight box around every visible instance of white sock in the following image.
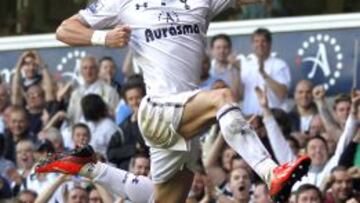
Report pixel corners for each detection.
[86,162,154,202]
[217,103,278,186]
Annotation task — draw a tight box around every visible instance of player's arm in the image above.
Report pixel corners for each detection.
[56,14,131,48]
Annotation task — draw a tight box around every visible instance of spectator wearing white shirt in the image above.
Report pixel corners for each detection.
[67,57,119,124]
[241,28,291,115]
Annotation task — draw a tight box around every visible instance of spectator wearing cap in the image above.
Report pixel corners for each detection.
[67,56,119,124]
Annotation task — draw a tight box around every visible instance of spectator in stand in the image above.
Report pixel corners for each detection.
[323,166,360,203]
[98,56,121,94]
[3,106,32,162]
[210,34,241,101]
[18,189,37,203]
[71,123,91,149]
[0,175,12,200]
[0,84,10,134]
[255,87,360,190]
[289,80,317,133]
[295,184,323,203]
[67,56,119,123]
[40,127,67,153]
[312,85,351,141]
[253,182,273,203]
[0,135,16,184]
[128,154,150,177]
[81,94,123,158]
[12,51,56,136]
[108,79,147,170]
[198,54,217,90]
[241,28,291,115]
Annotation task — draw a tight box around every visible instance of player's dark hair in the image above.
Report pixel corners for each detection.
[81,94,108,122]
[210,34,232,49]
[252,28,272,44]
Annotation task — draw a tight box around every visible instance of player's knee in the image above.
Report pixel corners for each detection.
[212,88,235,110]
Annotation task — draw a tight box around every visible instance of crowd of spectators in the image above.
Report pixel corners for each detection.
[0,27,360,203]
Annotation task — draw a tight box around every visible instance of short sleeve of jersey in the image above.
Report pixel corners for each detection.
[208,0,236,20]
[78,0,122,29]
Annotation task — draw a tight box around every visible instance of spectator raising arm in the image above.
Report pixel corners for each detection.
[255,86,296,164]
[312,85,342,141]
[11,52,28,106]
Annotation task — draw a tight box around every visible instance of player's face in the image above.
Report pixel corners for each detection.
[133,157,150,176]
[331,170,353,201]
[125,88,143,114]
[297,189,322,203]
[229,168,251,201]
[306,138,328,166]
[334,101,351,126]
[81,59,99,84]
[295,81,313,108]
[22,56,38,79]
[252,34,271,59]
[212,38,231,64]
[99,60,116,79]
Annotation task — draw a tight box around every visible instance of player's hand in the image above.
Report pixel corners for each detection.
[312,85,326,101]
[105,25,131,48]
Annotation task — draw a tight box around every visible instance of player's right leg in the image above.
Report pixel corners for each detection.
[176,88,311,202]
[35,146,155,203]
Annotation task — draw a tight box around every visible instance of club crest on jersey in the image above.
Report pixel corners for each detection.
[87,0,104,13]
[145,24,200,42]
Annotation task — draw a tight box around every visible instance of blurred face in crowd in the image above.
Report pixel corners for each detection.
[16,141,35,170]
[125,87,144,115]
[99,59,116,80]
[334,101,351,126]
[18,191,37,203]
[308,115,324,137]
[295,80,313,109]
[68,187,88,203]
[190,172,205,199]
[0,85,9,112]
[9,110,28,137]
[331,169,353,201]
[132,157,150,176]
[222,147,236,172]
[296,189,322,203]
[229,167,251,201]
[72,127,90,148]
[26,85,45,111]
[22,55,38,79]
[212,38,231,64]
[306,138,328,167]
[253,183,272,203]
[81,58,98,85]
[252,34,271,59]
[89,189,103,203]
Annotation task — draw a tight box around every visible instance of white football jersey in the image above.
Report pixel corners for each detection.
[79,0,235,95]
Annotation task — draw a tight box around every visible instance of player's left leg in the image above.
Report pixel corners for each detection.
[35,146,155,203]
